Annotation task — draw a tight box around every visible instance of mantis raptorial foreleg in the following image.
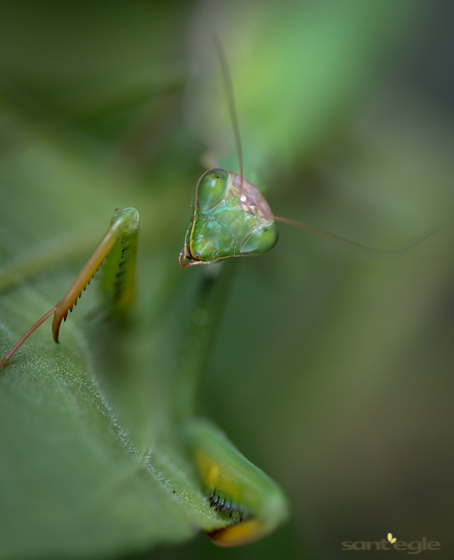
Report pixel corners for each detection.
[0,207,139,368]
[184,418,289,547]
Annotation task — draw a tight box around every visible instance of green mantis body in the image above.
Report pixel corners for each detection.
[176,40,437,546]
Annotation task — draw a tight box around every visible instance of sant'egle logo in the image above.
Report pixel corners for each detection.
[342,533,441,554]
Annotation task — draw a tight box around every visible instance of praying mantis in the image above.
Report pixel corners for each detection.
[0,39,437,550]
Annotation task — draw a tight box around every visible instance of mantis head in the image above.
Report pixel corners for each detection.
[179,168,279,267]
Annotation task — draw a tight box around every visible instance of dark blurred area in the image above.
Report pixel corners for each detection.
[0,1,453,559]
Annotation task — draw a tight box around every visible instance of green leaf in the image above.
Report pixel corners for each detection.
[0,98,226,557]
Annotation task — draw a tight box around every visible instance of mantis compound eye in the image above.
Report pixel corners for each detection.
[196,168,230,211]
[240,223,279,256]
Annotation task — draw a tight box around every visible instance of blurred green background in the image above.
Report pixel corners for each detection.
[0,1,453,559]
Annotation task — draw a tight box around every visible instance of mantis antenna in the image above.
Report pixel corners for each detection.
[271,216,438,258]
[213,35,244,192]
[0,208,139,368]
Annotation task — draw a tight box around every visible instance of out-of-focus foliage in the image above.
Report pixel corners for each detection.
[0,1,453,559]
